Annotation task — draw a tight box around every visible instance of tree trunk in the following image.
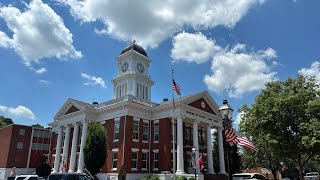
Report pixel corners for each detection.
[271,169,277,180]
[299,164,304,180]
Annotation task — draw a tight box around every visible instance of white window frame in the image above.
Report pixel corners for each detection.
[112,148,118,171]
[153,149,159,170]
[131,148,139,170]
[114,118,120,142]
[133,118,139,142]
[19,128,25,136]
[141,149,149,170]
[153,120,159,143]
[171,150,177,171]
[143,120,149,143]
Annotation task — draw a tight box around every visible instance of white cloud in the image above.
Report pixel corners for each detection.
[81,73,106,88]
[235,111,245,127]
[171,32,277,98]
[39,80,52,85]
[58,0,265,48]
[0,0,82,66]
[171,32,223,64]
[298,61,320,84]
[31,67,47,74]
[0,105,36,120]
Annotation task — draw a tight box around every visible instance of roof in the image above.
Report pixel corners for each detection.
[120,42,148,57]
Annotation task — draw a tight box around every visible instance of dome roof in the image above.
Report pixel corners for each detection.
[120,42,148,57]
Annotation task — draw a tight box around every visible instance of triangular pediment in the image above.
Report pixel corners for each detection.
[54,98,89,119]
[65,105,80,115]
[188,98,216,115]
[177,91,220,116]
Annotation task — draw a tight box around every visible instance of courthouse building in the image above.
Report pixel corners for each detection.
[48,42,227,179]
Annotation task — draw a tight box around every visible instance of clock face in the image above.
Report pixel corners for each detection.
[122,62,128,72]
[137,63,144,73]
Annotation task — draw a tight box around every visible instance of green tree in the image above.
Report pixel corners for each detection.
[239,75,320,180]
[32,124,44,128]
[84,122,107,176]
[0,115,13,128]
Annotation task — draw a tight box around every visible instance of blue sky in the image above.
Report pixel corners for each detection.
[0,0,319,127]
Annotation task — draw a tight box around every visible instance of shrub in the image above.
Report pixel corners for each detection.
[176,176,187,180]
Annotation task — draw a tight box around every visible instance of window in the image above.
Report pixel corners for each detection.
[17,142,23,149]
[19,128,25,136]
[131,151,138,169]
[153,152,159,169]
[187,153,193,168]
[185,124,191,146]
[171,151,177,171]
[143,121,148,142]
[133,119,139,141]
[142,151,148,170]
[171,122,177,143]
[112,150,118,170]
[154,122,159,142]
[114,119,120,141]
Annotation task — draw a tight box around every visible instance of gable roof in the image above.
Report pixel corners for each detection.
[54,98,92,119]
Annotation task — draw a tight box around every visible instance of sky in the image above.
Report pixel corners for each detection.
[0,0,319,127]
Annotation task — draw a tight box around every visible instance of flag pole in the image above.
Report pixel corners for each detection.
[172,67,176,180]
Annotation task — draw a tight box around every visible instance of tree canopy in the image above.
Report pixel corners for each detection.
[84,122,107,176]
[0,115,13,128]
[239,75,320,180]
[32,124,44,128]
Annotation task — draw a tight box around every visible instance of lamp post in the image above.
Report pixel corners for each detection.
[192,147,196,179]
[218,99,233,180]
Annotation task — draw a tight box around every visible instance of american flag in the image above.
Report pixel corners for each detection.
[224,119,238,145]
[225,128,239,145]
[172,79,181,95]
[236,136,258,152]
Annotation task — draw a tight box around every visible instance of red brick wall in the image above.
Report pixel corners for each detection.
[7,125,32,168]
[0,125,13,167]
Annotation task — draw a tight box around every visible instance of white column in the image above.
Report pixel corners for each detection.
[53,126,63,173]
[68,123,79,172]
[192,120,200,172]
[77,120,88,173]
[62,124,71,172]
[176,116,185,174]
[206,125,214,174]
[218,127,226,174]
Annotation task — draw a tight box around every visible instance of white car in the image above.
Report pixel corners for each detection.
[13,175,39,180]
[233,173,268,180]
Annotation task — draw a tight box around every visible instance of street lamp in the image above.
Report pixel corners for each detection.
[192,147,196,179]
[218,99,233,180]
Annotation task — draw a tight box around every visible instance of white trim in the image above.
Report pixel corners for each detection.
[131,148,139,152]
[143,119,149,123]
[131,168,138,171]
[142,168,148,171]
[153,168,159,171]
[142,149,149,153]
[133,139,139,142]
[153,149,159,153]
[133,117,140,121]
[153,120,159,123]
[112,148,119,152]
[111,168,117,171]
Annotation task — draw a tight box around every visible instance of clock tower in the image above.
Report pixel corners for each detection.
[112,41,154,101]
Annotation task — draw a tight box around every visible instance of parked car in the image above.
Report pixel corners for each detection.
[304,172,320,180]
[48,173,93,180]
[233,173,268,180]
[12,175,39,180]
